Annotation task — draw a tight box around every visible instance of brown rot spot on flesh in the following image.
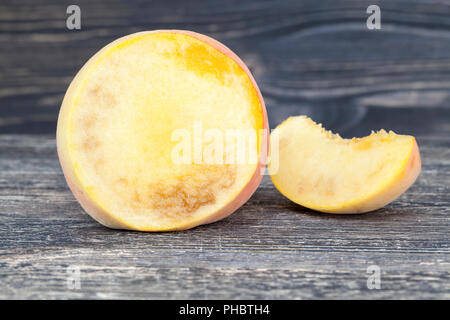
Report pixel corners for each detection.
[148,182,215,214]
[118,177,128,184]
[88,85,117,108]
[93,158,105,172]
[83,138,101,151]
[313,175,324,189]
[82,115,98,131]
[133,190,142,204]
[132,164,236,217]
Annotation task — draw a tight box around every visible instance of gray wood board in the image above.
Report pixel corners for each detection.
[1,0,450,137]
[0,134,448,299]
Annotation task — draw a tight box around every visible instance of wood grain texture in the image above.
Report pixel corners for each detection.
[0,135,448,299]
[1,0,449,300]
[1,0,450,136]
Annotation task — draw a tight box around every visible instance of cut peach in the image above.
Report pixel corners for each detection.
[57,30,268,231]
[269,116,421,213]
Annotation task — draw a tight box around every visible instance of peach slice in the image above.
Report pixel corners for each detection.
[57,30,268,231]
[269,116,421,213]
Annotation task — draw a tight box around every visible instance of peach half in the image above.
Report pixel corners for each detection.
[57,31,268,231]
[269,116,421,213]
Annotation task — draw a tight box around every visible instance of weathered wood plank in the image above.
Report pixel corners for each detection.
[1,0,450,136]
[1,0,449,299]
[0,135,448,299]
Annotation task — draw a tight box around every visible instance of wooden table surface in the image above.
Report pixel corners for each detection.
[0,134,449,299]
[1,0,450,299]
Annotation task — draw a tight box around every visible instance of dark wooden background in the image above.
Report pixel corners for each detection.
[2,0,450,136]
[0,0,449,299]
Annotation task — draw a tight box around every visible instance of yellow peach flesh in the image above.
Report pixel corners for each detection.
[269,116,421,213]
[57,31,268,231]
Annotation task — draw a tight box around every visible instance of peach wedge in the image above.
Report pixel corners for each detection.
[57,30,268,231]
[269,116,421,213]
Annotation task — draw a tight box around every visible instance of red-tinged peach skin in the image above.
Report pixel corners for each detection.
[57,30,268,231]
